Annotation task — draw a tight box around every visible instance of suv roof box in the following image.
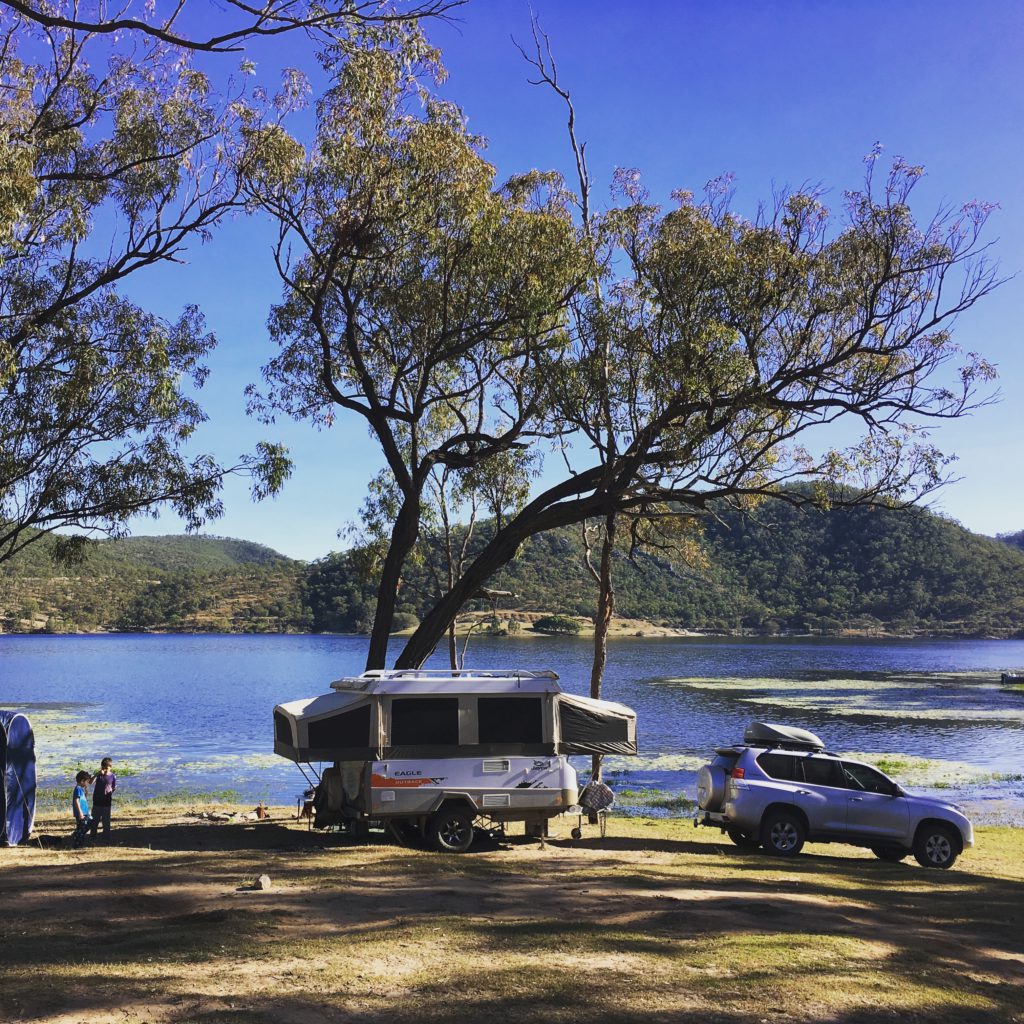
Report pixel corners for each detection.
[744,721,825,751]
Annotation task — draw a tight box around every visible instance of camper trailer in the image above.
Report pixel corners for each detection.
[273,669,637,852]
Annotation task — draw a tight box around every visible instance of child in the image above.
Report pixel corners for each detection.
[89,757,117,838]
[72,770,92,848]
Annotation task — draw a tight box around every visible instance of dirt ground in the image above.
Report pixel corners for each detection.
[2,808,1022,1024]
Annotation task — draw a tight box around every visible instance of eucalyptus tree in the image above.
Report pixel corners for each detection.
[248,45,585,668]
[516,18,618,782]
[0,2,450,563]
[0,10,274,562]
[420,449,536,669]
[393,157,999,667]
[1,0,462,53]
[517,19,619,783]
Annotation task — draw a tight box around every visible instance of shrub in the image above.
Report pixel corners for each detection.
[389,611,420,633]
[531,614,582,635]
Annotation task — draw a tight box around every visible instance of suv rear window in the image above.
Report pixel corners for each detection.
[756,752,802,781]
[801,757,843,788]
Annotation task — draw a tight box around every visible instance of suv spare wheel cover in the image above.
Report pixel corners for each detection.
[697,764,726,810]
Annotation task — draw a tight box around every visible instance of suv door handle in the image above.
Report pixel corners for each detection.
[795,789,811,796]
[850,797,864,802]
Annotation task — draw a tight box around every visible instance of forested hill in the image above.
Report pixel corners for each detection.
[302,500,1024,638]
[7,533,290,575]
[997,530,1024,552]
[3,507,1024,636]
[0,533,308,633]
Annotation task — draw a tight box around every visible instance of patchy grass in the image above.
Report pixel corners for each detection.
[58,759,142,778]
[868,754,920,777]
[3,810,1022,1024]
[614,788,695,813]
[34,787,242,813]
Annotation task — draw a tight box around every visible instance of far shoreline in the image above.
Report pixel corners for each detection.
[3,612,1024,644]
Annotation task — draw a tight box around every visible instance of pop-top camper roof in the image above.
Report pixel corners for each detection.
[329,668,562,694]
[274,669,637,763]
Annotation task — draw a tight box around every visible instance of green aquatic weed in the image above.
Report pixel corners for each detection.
[613,788,694,812]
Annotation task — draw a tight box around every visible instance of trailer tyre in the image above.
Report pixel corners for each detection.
[427,807,475,853]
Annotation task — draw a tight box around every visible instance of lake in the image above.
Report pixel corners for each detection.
[2,633,1023,823]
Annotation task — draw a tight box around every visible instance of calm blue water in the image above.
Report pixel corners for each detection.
[2,634,1023,821]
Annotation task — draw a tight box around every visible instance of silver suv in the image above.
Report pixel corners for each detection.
[695,722,974,869]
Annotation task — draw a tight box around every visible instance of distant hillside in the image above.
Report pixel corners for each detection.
[111,534,289,573]
[997,530,1024,552]
[3,503,1024,637]
[302,498,1024,638]
[3,532,289,577]
[0,533,307,634]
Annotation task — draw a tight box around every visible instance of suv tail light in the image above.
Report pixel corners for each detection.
[730,766,746,780]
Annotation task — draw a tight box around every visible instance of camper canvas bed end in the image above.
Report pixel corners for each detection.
[273,669,638,852]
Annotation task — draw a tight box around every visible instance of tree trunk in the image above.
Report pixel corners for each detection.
[589,513,616,783]
[366,496,420,671]
[447,622,458,671]
[395,490,617,669]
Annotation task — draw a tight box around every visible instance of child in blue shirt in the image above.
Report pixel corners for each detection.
[72,770,92,848]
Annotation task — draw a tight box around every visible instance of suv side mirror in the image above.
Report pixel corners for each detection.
[890,784,905,798]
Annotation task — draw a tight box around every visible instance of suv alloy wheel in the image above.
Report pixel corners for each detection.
[761,809,806,856]
[913,824,958,869]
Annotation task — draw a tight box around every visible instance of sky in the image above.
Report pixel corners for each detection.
[117,0,1024,561]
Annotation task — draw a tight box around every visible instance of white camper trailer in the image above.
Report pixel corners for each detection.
[273,669,637,852]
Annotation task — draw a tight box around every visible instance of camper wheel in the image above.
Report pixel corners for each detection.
[426,805,476,853]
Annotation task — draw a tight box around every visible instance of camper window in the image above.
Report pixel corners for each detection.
[558,701,633,753]
[274,711,292,745]
[478,697,543,744]
[391,698,459,746]
[307,704,372,749]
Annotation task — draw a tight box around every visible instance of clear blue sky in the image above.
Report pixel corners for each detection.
[120,1,1024,561]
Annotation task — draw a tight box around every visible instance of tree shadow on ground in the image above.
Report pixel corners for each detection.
[3,820,1022,1024]
[36,819,519,854]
